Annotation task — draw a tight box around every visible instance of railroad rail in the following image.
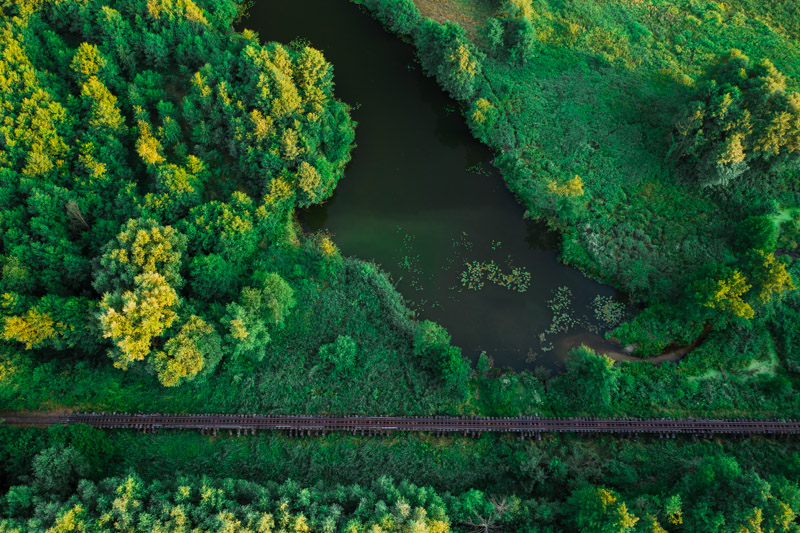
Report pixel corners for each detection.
[2,413,799,439]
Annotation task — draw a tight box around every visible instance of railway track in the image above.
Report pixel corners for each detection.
[2,413,799,439]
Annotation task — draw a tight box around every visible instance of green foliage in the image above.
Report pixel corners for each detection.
[98,272,179,369]
[415,19,485,101]
[734,216,778,253]
[495,2,538,64]
[675,455,800,531]
[223,272,295,362]
[694,266,760,321]
[746,250,796,304]
[673,50,800,188]
[0,0,376,393]
[414,320,452,365]
[411,320,470,398]
[319,334,358,373]
[443,347,471,402]
[94,217,187,293]
[3,428,800,533]
[9,2,800,531]
[363,0,422,35]
[612,304,703,357]
[153,315,222,387]
[359,0,800,378]
[2,308,60,351]
[0,472,455,532]
[566,486,639,533]
[551,346,619,412]
[31,445,89,498]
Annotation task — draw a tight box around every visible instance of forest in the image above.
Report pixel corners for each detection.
[3,0,800,531]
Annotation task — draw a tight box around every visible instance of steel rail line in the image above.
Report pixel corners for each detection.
[2,413,799,439]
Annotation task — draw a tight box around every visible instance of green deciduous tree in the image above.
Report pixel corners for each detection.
[567,486,639,533]
[695,268,755,320]
[415,20,484,102]
[555,346,620,411]
[443,346,471,401]
[224,272,295,362]
[672,50,800,187]
[98,272,179,369]
[413,320,471,398]
[734,216,777,253]
[441,43,482,101]
[319,334,357,373]
[153,315,221,386]
[188,253,238,300]
[364,0,421,35]
[414,320,452,367]
[484,18,505,57]
[32,446,89,498]
[94,217,186,293]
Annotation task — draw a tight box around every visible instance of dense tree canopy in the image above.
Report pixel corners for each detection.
[673,50,800,188]
[0,0,359,385]
[7,0,800,531]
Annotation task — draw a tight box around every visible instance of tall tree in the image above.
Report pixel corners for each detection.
[694,268,755,320]
[555,346,620,411]
[223,272,295,362]
[153,315,221,386]
[567,486,639,533]
[93,217,186,294]
[98,272,179,370]
[672,50,800,187]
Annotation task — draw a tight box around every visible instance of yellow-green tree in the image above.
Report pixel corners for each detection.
[281,128,303,161]
[270,44,293,78]
[567,486,639,533]
[748,250,795,303]
[94,218,186,293]
[696,269,754,319]
[295,46,329,93]
[70,42,105,82]
[547,175,585,197]
[136,120,165,165]
[2,308,60,349]
[673,50,800,187]
[440,42,482,101]
[152,315,220,386]
[270,70,302,121]
[81,76,126,133]
[98,272,179,370]
[296,161,321,206]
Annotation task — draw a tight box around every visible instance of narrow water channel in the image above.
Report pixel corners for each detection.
[243,0,621,371]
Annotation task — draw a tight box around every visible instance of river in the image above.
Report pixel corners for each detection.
[242,0,621,371]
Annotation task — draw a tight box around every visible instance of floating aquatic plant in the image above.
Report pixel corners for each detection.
[459,260,531,292]
[466,162,492,176]
[395,227,424,292]
[545,286,578,335]
[591,295,626,329]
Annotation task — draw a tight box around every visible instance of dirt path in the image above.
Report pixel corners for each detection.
[556,326,713,364]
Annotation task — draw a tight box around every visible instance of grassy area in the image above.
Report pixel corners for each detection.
[771,207,800,225]
[411,0,494,37]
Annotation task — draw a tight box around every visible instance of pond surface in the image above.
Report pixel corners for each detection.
[243,0,621,371]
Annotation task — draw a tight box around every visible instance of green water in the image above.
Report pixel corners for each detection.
[243,0,621,370]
